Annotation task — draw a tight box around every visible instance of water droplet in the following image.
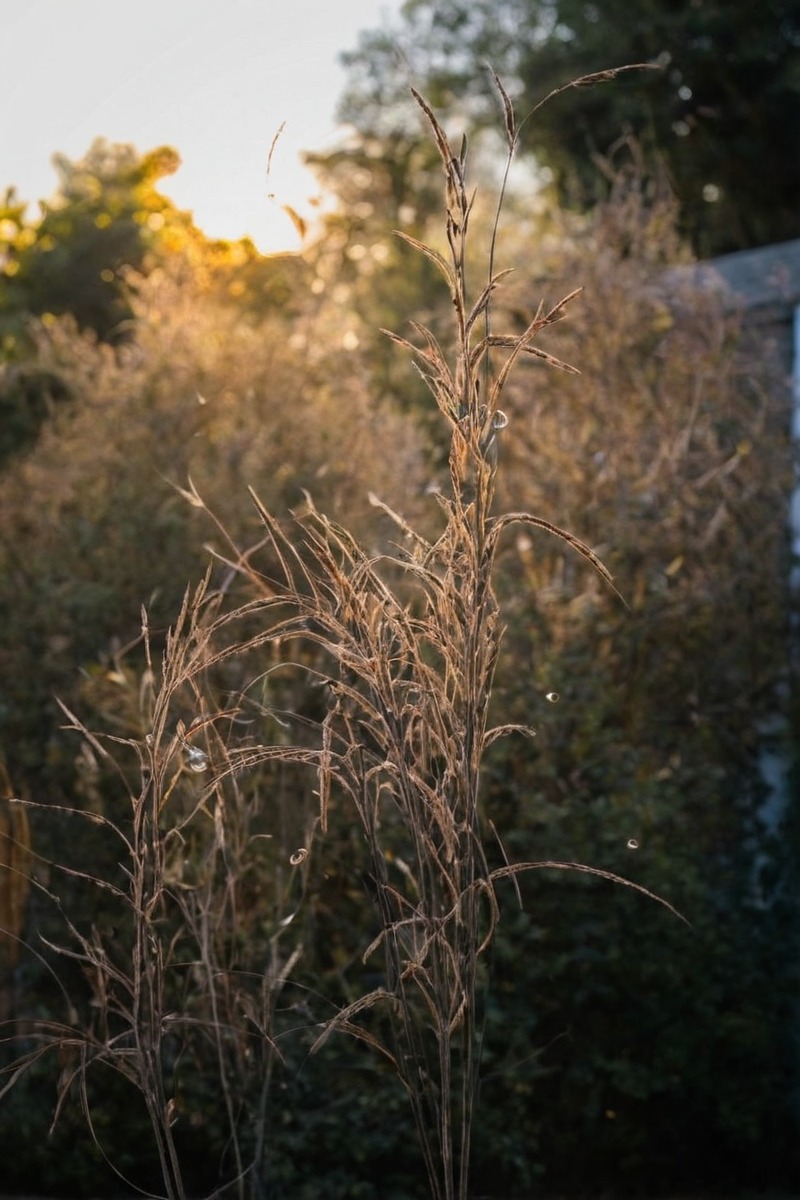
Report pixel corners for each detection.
[627,838,639,850]
[545,691,560,703]
[185,746,209,773]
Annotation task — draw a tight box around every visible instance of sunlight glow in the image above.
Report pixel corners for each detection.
[1,0,400,254]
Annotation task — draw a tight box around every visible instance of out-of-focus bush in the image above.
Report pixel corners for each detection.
[467,170,798,1193]
[0,257,431,791]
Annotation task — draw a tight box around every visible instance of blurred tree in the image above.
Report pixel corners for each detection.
[0,141,308,462]
[0,140,308,347]
[336,0,800,256]
[0,141,184,342]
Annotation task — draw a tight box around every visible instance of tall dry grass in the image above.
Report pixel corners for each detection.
[2,572,318,1199]
[2,76,684,1200]
[178,78,678,1200]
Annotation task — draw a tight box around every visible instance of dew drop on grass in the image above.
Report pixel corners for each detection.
[627,838,639,850]
[185,746,209,773]
[545,691,560,703]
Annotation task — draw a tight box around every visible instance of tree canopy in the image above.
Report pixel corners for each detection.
[0,139,304,352]
[336,0,800,256]
[0,140,307,461]
[0,141,188,343]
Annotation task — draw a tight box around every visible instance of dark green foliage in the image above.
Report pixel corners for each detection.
[259,1034,423,1199]
[477,751,800,1192]
[0,1061,158,1196]
[0,363,72,466]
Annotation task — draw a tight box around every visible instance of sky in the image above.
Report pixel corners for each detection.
[0,0,402,253]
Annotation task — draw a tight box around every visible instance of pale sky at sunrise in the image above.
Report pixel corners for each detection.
[0,0,402,253]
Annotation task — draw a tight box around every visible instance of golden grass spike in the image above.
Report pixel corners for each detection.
[518,62,661,134]
[394,229,456,289]
[491,860,689,926]
[488,511,627,606]
[410,87,455,166]
[474,334,580,381]
[464,269,515,337]
[482,723,537,749]
[487,64,517,148]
